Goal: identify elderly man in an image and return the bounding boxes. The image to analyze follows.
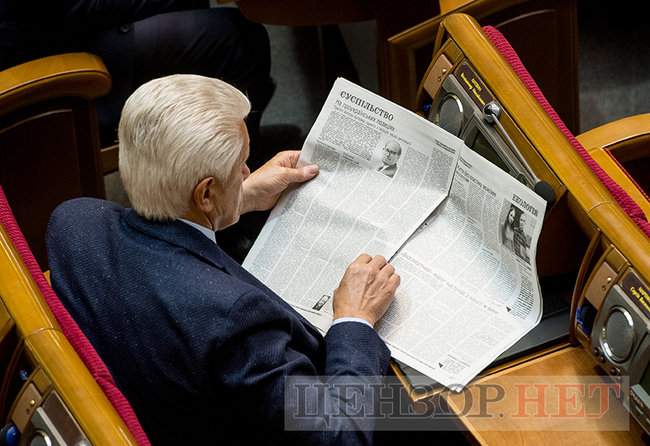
[46,75,400,445]
[376,140,401,178]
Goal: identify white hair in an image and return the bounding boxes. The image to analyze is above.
[118,74,251,220]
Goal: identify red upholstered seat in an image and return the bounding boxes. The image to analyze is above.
[0,186,151,446]
[482,26,650,239]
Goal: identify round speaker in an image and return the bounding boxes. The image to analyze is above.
[29,430,52,446]
[434,94,464,136]
[601,306,635,363]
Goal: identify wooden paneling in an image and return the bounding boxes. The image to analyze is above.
[0,53,108,267]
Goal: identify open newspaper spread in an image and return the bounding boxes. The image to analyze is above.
[381,148,545,390]
[243,78,546,390]
[244,78,463,312]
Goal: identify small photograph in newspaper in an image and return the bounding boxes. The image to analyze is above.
[375,139,402,179]
[499,200,536,264]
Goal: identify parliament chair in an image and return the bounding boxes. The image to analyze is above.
[0,186,149,445]
[387,0,579,133]
[391,12,649,444]
[0,53,113,269]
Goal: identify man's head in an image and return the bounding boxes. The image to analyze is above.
[381,140,402,167]
[119,74,251,229]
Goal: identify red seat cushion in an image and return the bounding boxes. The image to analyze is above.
[0,186,151,446]
[483,25,650,238]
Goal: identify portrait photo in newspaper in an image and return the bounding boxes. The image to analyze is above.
[500,202,533,264]
[376,139,402,178]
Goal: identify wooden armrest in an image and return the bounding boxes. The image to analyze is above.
[439,0,475,14]
[236,0,373,25]
[577,113,650,218]
[577,113,650,157]
[0,226,58,334]
[0,53,111,117]
[27,330,138,445]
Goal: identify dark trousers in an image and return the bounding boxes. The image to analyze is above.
[0,2,272,146]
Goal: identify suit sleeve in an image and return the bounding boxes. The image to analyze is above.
[212,290,391,446]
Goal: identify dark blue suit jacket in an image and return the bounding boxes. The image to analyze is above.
[46,199,391,445]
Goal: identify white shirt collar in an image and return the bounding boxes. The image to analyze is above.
[178,218,217,244]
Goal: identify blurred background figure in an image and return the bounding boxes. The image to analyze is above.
[0,1,274,151]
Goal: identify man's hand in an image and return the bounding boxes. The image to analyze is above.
[241,150,319,214]
[333,254,400,327]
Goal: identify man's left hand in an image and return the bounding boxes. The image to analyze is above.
[241,150,319,214]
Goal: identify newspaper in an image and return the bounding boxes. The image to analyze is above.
[244,78,463,313]
[243,78,546,390]
[379,148,545,390]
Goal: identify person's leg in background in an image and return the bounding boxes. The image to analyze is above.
[89,6,273,154]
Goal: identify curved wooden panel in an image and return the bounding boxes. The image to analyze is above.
[0,53,111,117]
[0,106,102,267]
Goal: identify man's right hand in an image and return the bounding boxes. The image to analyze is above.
[333,254,400,327]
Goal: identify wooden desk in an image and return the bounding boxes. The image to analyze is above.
[444,346,646,445]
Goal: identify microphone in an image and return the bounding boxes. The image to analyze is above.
[482,102,520,153]
[483,101,501,125]
[534,180,556,210]
[483,102,555,208]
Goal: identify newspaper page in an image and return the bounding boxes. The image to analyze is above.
[378,147,546,390]
[244,77,463,319]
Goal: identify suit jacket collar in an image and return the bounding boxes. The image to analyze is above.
[123,209,227,271]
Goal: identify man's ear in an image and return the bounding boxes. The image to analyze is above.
[192,177,218,214]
